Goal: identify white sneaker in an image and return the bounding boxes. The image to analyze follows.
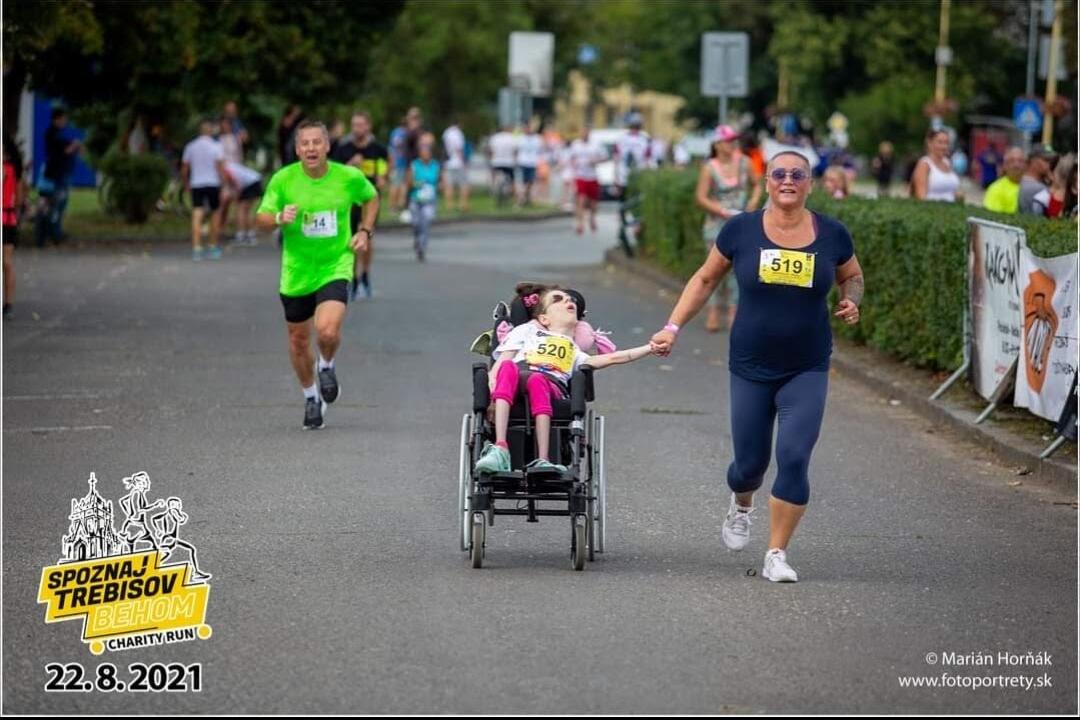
[762,548,798,583]
[721,494,754,550]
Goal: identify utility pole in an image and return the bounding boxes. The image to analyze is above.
[1041,0,1063,145]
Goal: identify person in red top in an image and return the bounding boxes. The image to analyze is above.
[2,136,26,320]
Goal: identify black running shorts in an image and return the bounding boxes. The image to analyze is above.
[280,279,349,323]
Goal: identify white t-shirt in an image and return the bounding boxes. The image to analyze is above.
[496,321,589,388]
[442,125,466,170]
[182,135,224,188]
[489,132,518,168]
[225,161,261,189]
[569,139,605,181]
[516,134,543,168]
[219,133,243,164]
[616,131,651,177]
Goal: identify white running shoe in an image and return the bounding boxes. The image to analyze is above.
[721,494,754,550]
[762,548,798,583]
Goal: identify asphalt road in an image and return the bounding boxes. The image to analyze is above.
[2,212,1076,713]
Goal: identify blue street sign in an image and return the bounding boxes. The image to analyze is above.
[577,44,597,65]
[1013,98,1043,133]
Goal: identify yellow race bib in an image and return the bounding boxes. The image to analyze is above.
[525,336,575,375]
[758,248,815,288]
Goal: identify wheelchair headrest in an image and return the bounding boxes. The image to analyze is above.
[503,289,587,326]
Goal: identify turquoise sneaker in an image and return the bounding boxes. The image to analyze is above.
[526,458,567,473]
[474,442,511,474]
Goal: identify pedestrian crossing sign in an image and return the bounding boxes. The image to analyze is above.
[1013,99,1043,133]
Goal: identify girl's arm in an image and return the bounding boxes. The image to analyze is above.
[582,343,653,370]
[745,163,763,211]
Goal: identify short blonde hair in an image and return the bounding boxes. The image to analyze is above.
[823,167,848,196]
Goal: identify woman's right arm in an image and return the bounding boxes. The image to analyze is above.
[911,159,929,199]
[650,246,732,355]
[694,162,727,217]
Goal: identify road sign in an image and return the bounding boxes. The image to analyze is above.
[509,32,554,98]
[1014,98,1043,133]
[700,32,749,98]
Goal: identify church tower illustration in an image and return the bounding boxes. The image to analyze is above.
[61,473,124,562]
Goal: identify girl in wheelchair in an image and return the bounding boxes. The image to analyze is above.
[474,284,657,474]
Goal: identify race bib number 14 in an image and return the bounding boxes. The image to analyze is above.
[302,210,338,238]
[758,248,815,288]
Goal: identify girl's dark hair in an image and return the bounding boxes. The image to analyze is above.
[925,128,948,143]
[514,281,564,318]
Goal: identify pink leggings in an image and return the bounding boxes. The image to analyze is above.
[491,362,561,416]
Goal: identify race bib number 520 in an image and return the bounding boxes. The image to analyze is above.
[302,210,338,238]
[758,248,815,288]
[525,337,575,375]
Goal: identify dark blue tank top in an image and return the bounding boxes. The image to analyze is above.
[716,210,854,381]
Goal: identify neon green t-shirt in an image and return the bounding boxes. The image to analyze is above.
[258,162,377,296]
[983,176,1020,214]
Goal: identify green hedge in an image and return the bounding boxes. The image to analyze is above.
[629,169,1079,371]
[98,151,171,224]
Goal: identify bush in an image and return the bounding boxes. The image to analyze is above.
[631,168,1079,371]
[97,152,170,224]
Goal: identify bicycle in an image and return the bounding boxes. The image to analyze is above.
[617,191,642,258]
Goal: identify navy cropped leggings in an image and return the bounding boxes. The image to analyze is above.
[727,370,829,506]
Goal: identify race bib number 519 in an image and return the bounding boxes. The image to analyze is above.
[759,248,815,288]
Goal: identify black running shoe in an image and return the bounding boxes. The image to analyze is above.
[318,365,340,403]
[303,396,326,429]
[349,278,361,302]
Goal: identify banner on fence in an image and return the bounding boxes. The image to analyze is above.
[968,219,1026,400]
[1013,248,1079,422]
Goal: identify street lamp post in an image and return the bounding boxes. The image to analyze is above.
[1041,0,1064,145]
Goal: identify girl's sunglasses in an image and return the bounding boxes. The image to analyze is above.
[769,168,810,183]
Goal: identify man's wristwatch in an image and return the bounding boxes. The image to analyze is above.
[358,226,375,239]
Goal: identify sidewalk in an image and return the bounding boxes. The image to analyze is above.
[604,247,1077,490]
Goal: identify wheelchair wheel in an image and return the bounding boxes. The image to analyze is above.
[593,414,607,554]
[458,413,473,552]
[470,512,486,569]
[571,514,587,571]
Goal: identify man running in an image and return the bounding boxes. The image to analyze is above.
[255,120,379,429]
[181,120,225,261]
[331,111,388,300]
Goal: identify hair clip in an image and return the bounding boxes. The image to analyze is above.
[523,293,539,308]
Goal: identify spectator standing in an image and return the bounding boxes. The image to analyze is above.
[441,119,469,212]
[977,144,1002,189]
[3,136,27,320]
[983,146,1026,214]
[35,108,82,247]
[278,105,305,167]
[1018,146,1058,215]
[910,128,960,202]
[1033,153,1076,218]
[871,141,895,197]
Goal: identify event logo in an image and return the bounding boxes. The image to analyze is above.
[37,472,212,655]
[1022,270,1058,393]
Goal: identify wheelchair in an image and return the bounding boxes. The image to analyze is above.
[458,291,607,571]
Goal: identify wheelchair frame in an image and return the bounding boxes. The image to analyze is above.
[458,362,607,571]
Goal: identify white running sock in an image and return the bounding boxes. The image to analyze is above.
[303,383,319,400]
[317,355,334,371]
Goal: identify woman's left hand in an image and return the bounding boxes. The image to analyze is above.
[834,299,860,325]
